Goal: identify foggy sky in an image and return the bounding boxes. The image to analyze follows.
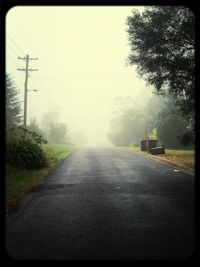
[6,6,153,146]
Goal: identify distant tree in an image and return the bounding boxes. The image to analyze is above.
[6,73,22,131]
[48,123,69,144]
[126,6,195,125]
[41,111,57,133]
[108,107,147,146]
[108,115,125,146]
[121,108,147,145]
[27,117,47,140]
[108,94,192,148]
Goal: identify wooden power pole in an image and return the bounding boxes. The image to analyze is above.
[17,55,38,134]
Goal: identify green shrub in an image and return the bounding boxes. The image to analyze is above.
[6,126,48,145]
[6,139,48,169]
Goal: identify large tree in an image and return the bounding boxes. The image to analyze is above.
[6,73,22,131]
[155,97,189,148]
[126,6,195,125]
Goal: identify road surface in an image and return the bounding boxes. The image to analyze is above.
[6,148,195,259]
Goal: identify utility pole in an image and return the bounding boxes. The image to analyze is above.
[17,55,38,136]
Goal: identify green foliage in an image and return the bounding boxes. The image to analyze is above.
[6,125,48,170]
[27,118,47,141]
[6,127,23,143]
[6,139,48,169]
[177,129,194,147]
[126,6,195,124]
[6,145,74,212]
[144,95,165,130]
[108,95,192,149]
[41,111,57,133]
[155,97,189,148]
[26,129,48,145]
[7,126,48,145]
[48,123,69,144]
[108,105,147,146]
[6,73,22,131]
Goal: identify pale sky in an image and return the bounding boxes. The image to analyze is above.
[6,6,153,146]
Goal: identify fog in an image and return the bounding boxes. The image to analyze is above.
[6,6,153,147]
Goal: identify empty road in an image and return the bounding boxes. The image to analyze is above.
[6,148,195,259]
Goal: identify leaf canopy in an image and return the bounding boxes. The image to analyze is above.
[127,6,195,123]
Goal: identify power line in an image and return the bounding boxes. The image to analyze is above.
[6,56,18,67]
[7,34,25,55]
[31,76,99,96]
[7,43,19,57]
[7,52,18,61]
[6,56,25,79]
[30,75,113,103]
[6,53,27,75]
[30,75,86,96]
[33,73,135,81]
[31,76,77,93]
[6,58,20,74]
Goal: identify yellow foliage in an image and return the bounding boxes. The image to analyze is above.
[147,128,158,139]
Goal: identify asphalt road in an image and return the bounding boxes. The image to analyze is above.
[6,148,195,260]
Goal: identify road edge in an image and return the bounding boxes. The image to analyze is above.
[6,151,75,217]
[125,149,195,176]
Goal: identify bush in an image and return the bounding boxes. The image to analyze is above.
[6,126,48,145]
[6,139,48,169]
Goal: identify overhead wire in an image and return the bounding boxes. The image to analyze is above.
[5,34,132,103]
[32,72,135,81]
[6,57,18,69]
[7,43,19,57]
[7,34,26,55]
[6,34,26,79]
[30,75,113,103]
[6,54,25,78]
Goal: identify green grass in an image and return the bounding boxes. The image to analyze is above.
[6,144,75,213]
[164,149,195,157]
[42,144,74,164]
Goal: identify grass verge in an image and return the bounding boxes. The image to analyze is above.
[6,144,75,214]
[121,146,195,169]
[157,149,195,169]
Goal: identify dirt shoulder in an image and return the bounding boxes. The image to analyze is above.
[121,147,195,176]
[139,152,194,176]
